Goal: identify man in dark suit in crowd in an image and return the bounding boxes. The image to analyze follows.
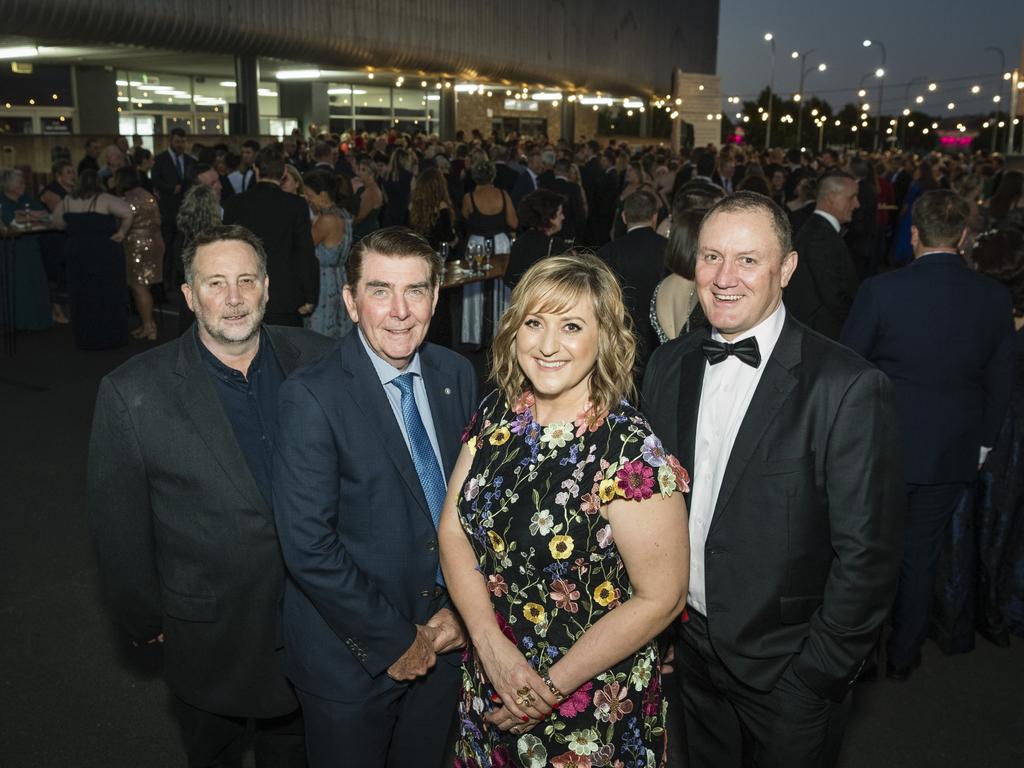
[77,137,102,175]
[88,225,333,768]
[542,157,587,243]
[311,140,336,172]
[598,189,666,375]
[841,189,1014,680]
[784,170,862,340]
[510,149,544,208]
[643,192,903,767]
[594,149,622,245]
[783,147,813,202]
[273,228,477,767]
[845,157,880,279]
[223,146,319,327]
[152,127,196,282]
[490,144,520,193]
[580,139,604,245]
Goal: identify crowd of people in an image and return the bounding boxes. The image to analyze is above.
[3,122,1022,767]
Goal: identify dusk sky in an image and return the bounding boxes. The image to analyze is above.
[717,0,1024,116]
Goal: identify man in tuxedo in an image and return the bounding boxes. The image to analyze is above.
[311,140,336,172]
[598,189,666,376]
[152,127,196,282]
[490,144,521,193]
[841,190,1014,680]
[542,157,587,243]
[580,139,604,245]
[77,137,102,175]
[228,139,260,194]
[273,227,477,767]
[643,192,903,767]
[511,149,544,207]
[88,225,333,767]
[784,170,862,340]
[223,146,319,327]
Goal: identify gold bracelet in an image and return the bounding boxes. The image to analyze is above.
[542,673,565,703]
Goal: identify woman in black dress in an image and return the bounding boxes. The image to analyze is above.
[381,147,415,227]
[409,167,456,251]
[51,170,133,350]
[505,189,565,289]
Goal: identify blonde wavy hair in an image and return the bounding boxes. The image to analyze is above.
[490,251,636,424]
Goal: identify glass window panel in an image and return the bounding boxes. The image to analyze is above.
[0,116,33,135]
[353,85,391,118]
[192,77,233,112]
[128,71,193,111]
[195,114,226,135]
[258,82,279,117]
[41,116,72,134]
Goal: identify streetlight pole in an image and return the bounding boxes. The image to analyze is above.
[901,76,926,148]
[1009,68,1021,155]
[986,46,1007,152]
[864,39,887,151]
[764,33,776,150]
[793,49,826,149]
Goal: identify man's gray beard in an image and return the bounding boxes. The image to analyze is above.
[195,294,267,346]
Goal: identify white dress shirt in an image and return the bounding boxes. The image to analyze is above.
[687,302,787,614]
[813,209,840,233]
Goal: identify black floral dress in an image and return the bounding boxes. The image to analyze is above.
[453,391,689,768]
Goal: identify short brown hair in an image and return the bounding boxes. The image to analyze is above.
[181,224,267,285]
[490,252,636,425]
[702,190,793,258]
[622,189,658,224]
[346,226,443,289]
[912,189,970,248]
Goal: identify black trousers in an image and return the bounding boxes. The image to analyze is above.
[887,481,970,668]
[296,658,460,768]
[675,609,849,768]
[173,696,305,768]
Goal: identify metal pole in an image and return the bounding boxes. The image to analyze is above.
[986,47,1006,153]
[866,40,887,151]
[1009,69,1020,155]
[818,120,824,152]
[765,35,776,150]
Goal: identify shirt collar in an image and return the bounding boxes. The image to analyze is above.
[357,327,423,386]
[813,209,841,233]
[195,324,268,382]
[711,301,787,360]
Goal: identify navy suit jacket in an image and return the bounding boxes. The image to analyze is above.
[841,251,1014,484]
[273,330,477,699]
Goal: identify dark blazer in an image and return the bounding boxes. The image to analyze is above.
[541,175,587,243]
[784,213,861,339]
[510,169,539,208]
[273,331,477,700]
[151,149,195,217]
[222,182,319,317]
[841,251,1015,484]
[87,325,333,718]
[598,225,667,370]
[642,315,904,701]
[494,162,520,194]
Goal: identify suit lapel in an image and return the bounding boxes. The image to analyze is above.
[174,333,270,517]
[340,332,433,522]
[708,318,802,534]
[420,345,461,477]
[675,341,707,479]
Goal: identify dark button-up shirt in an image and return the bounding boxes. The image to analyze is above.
[196,328,285,505]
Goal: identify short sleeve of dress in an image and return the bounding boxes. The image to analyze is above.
[461,389,504,453]
[592,407,690,504]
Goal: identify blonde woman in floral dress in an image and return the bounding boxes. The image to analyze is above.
[440,253,690,768]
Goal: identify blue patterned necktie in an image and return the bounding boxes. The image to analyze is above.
[392,373,446,585]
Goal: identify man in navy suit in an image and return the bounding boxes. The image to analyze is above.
[841,189,1014,680]
[273,227,477,767]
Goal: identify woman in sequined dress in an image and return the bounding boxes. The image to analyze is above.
[440,254,690,768]
[115,168,164,340]
[301,168,353,338]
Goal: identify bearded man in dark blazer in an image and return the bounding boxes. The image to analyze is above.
[642,192,903,767]
[88,225,333,767]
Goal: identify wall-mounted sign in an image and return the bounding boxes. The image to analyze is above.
[504,99,538,112]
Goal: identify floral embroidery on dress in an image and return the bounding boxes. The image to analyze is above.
[454,390,686,768]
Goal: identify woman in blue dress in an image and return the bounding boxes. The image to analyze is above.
[890,161,938,266]
[1,168,53,331]
[302,169,353,339]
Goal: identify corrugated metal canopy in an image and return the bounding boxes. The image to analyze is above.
[0,0,718,96]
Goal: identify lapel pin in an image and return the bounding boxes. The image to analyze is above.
[444,387,452,395]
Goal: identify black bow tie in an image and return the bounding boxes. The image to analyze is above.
[701,337,761,368]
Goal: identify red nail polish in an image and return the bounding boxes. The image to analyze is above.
[520,715,529,722]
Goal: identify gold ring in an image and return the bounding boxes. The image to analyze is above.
[514,685,535,708]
